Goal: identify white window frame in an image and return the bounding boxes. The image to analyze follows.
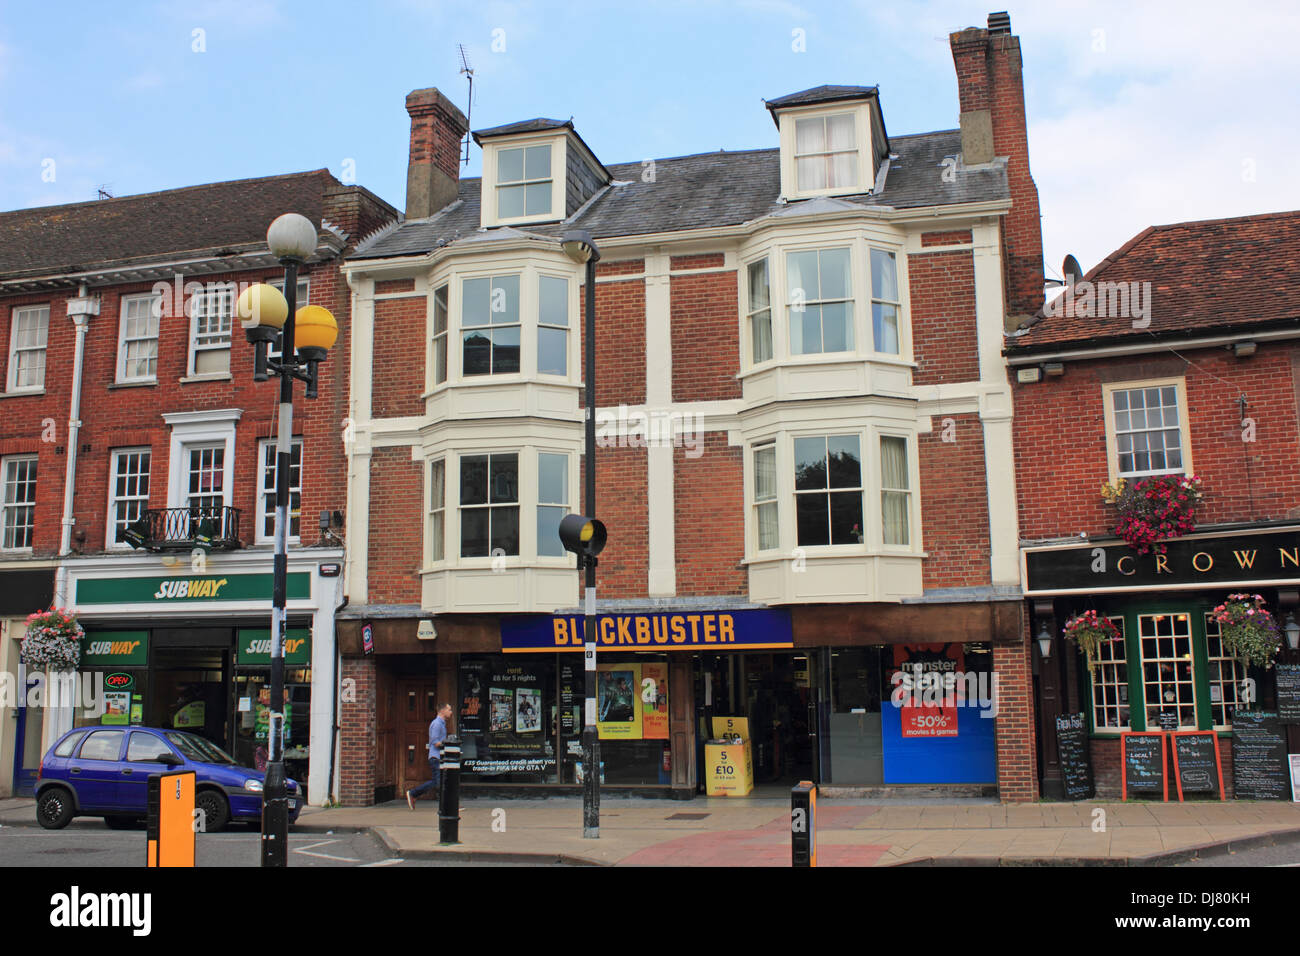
[776,103,875,201]
[0,454,37,551]
[460,273,522,377]
[870,247,902,355]
[106,447,152,549]
[878,433,912,547]
[752,442,778,552]
[428,458,446,563]
[536,273,569,377]
[431,284,449,387]
[163,409,240,513]
[7,304,49,392]
[536,451,569,557]
[745,258,773,366]
[1102,378,1193,483]
[256,437,303,545]
[786,245,854,357]
[1202,613,1246,731]
[480,135,568,227]
[1136,611,1198,731]
[186,282,236,376]
[793,111,859,193]
[791,432,865,549]
[457,450,521,559]
[117,294,161,384]
[1088,616,1131,734]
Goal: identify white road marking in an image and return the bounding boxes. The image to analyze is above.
[293,839,339,851]
[293,848,361,862]
[360,857,405,867]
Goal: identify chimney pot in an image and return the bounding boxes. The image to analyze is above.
[988,11,1011,35]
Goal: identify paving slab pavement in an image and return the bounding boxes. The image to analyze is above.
[5,794,1300,866]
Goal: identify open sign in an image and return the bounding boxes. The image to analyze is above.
[105,673,134,690]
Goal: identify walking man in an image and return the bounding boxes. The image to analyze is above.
[407,703,452,809]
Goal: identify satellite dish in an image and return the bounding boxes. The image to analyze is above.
[1063,254,1083,284]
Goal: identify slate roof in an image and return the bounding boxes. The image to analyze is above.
[764,85,879,110]
[0,169,341,280]
[1008,210,1300,352]
[472,118,572,143]
[352,129,1009,261]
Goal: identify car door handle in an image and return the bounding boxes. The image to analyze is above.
[70,767,81,774]
[120,769,133,775]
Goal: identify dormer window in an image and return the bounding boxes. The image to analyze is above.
[497,144,552,219]
[794,113,857,192]
[766,85,889,202]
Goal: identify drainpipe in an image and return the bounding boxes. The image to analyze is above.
[44,286,98,751]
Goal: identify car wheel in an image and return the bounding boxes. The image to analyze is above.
[195,789,230,833]
[37,788,75,830]
[103,816,140,830]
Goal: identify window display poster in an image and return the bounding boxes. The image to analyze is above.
[559,662,580,737]
[598,662,642,739]
[641,661,669,740]
[516,687,542,733]
[891,644,962,738]
[489,688,514,732]
[459,659,484,737]
[102,691,130,725]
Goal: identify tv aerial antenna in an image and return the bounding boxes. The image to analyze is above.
[458,43,474,166]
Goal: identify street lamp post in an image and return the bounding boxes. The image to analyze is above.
[236,213,337,867]
[560,229,602,838]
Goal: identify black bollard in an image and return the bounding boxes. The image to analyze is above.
[791,780,817,867]
[438,736,461,845]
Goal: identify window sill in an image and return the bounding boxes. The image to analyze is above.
[737,353,916,379]
[108,379,158,390]
[179,373,233,384]
[420,376,578,400]
[0,388,45,399]
[741,546,927,566]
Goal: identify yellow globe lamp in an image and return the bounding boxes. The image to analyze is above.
[237,283,288,344]
[294,305,338,363]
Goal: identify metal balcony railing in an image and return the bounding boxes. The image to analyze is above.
[125,506,242,551]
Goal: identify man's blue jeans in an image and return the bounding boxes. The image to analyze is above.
[409,755,440,798]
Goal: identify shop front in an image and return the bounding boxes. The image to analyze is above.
[337,598,1027,804]
[0,565,56,796]
[59,550,343,806]
[1025,525,1300,799]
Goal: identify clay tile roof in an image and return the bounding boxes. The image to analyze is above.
[1009,210,1300,352]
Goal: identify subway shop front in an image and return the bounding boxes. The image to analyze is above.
[61,550,344,806]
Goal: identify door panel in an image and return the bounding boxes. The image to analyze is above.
[119,731,177,813]
[72,729,128,810]
[397,678,439,795]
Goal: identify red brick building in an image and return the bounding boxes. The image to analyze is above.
[337,12,1046,804]
[1008,211,1300,799]
[0,171,397,804]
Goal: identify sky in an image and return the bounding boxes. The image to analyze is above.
[2,0,1299,278]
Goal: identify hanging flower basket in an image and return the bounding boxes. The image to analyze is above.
[1211,593,1282,670]
[19,607,83,672]
[1100,474,1202,555]
[1063,610,1123,672]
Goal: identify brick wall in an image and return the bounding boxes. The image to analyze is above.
[1012,343,1300,540]
[670,269,741,402]
[994,625,1039,802]
[581,445,648,598]
[582,276,646,408]
[0,260,351,557]
[674,434,746,596]
[909,250,980,386]
[338,656,376,806]
[918,412,991,589]
[367,447,424,604]
[371,296,426,418]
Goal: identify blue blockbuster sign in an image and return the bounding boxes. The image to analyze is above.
[501,608,794,653]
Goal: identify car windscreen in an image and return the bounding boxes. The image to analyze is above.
[165,732,237,764]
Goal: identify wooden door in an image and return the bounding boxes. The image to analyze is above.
[374,666,396,800]
[398,678,440,795]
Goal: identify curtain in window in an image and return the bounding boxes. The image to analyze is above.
[755,446,777,550]
[880,437,909,545]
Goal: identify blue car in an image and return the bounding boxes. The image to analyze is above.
[35,726,301,832]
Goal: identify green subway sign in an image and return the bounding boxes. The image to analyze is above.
[81,631,149,667]
[237,628,312,666]
[75,573,310,605]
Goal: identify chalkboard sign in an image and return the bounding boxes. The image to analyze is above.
[1121,731,1167,801]
[1276,664,1300,725]
[1170,732,1224,800]
[1232,711,1289,800]
[1156,712,1180,731]
[1055,712,1094,800]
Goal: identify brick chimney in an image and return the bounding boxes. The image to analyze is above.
[405,88,469,220]
[950,12,1044,325]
